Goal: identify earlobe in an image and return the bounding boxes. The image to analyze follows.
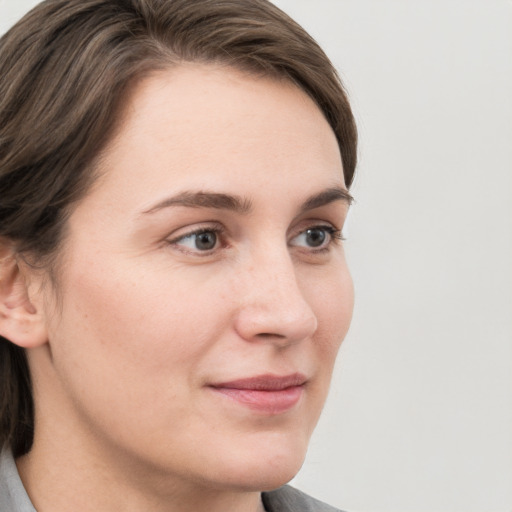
[0,245,48,348]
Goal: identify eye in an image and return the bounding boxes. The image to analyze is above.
[290,225,342,250]
[171,228,220,252]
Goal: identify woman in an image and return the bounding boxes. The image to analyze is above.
[0,1,357,510]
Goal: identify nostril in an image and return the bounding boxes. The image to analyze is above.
[256,333,287,339]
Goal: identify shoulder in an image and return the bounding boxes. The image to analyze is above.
[262,485,346,512]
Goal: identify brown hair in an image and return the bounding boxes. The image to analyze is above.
[0,0,357,457]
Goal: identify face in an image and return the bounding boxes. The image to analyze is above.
[35,65,354,492]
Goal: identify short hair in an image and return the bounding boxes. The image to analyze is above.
[0,0,357,456]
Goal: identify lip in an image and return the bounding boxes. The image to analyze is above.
[208,373,307,414]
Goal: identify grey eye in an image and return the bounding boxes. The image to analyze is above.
[304,228,326,247]
[194,231,217,250]
[290,225,339,249]
[175,230,219,251]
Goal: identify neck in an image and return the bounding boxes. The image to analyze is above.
[16,441,266,512]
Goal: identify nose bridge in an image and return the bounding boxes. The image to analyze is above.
[234,243,318,344]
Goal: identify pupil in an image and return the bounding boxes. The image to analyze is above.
[306,228,326,247]
[195,231,217,250]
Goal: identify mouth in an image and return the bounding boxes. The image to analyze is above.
[208,373,307,415]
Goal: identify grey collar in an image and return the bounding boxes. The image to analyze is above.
[0,449,37,512]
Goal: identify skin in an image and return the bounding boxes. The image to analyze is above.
[12,64,354,512]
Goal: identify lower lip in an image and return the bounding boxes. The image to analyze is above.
[210,386,304,414]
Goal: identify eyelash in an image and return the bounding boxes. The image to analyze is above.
[166,223,344,256]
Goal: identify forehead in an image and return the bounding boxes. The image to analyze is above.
[86,64,344,214]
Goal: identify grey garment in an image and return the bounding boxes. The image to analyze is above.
[0,449,344,512]
[0,449,36,512]
[262,485,344,512]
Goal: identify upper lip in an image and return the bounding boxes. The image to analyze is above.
[210,373,307,391]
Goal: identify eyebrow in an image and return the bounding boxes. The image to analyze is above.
[299,186,354,214]
[143,191,253,215]
[142,186,353,216]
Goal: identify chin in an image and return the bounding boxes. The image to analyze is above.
[205,432,309,492]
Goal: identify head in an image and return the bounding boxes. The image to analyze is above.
[0,0,357,493]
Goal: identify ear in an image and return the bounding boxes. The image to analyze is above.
[0,243,48,348]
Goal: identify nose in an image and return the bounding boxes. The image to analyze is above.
[233,249,318,346]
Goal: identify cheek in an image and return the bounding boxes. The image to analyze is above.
[48,256,230,396]
[44,256,236,452]
[307,263,354,352]
[315,267,353,384]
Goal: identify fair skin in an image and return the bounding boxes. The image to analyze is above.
[3,64,354,512]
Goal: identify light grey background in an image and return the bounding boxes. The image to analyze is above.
[1,1,511,512]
